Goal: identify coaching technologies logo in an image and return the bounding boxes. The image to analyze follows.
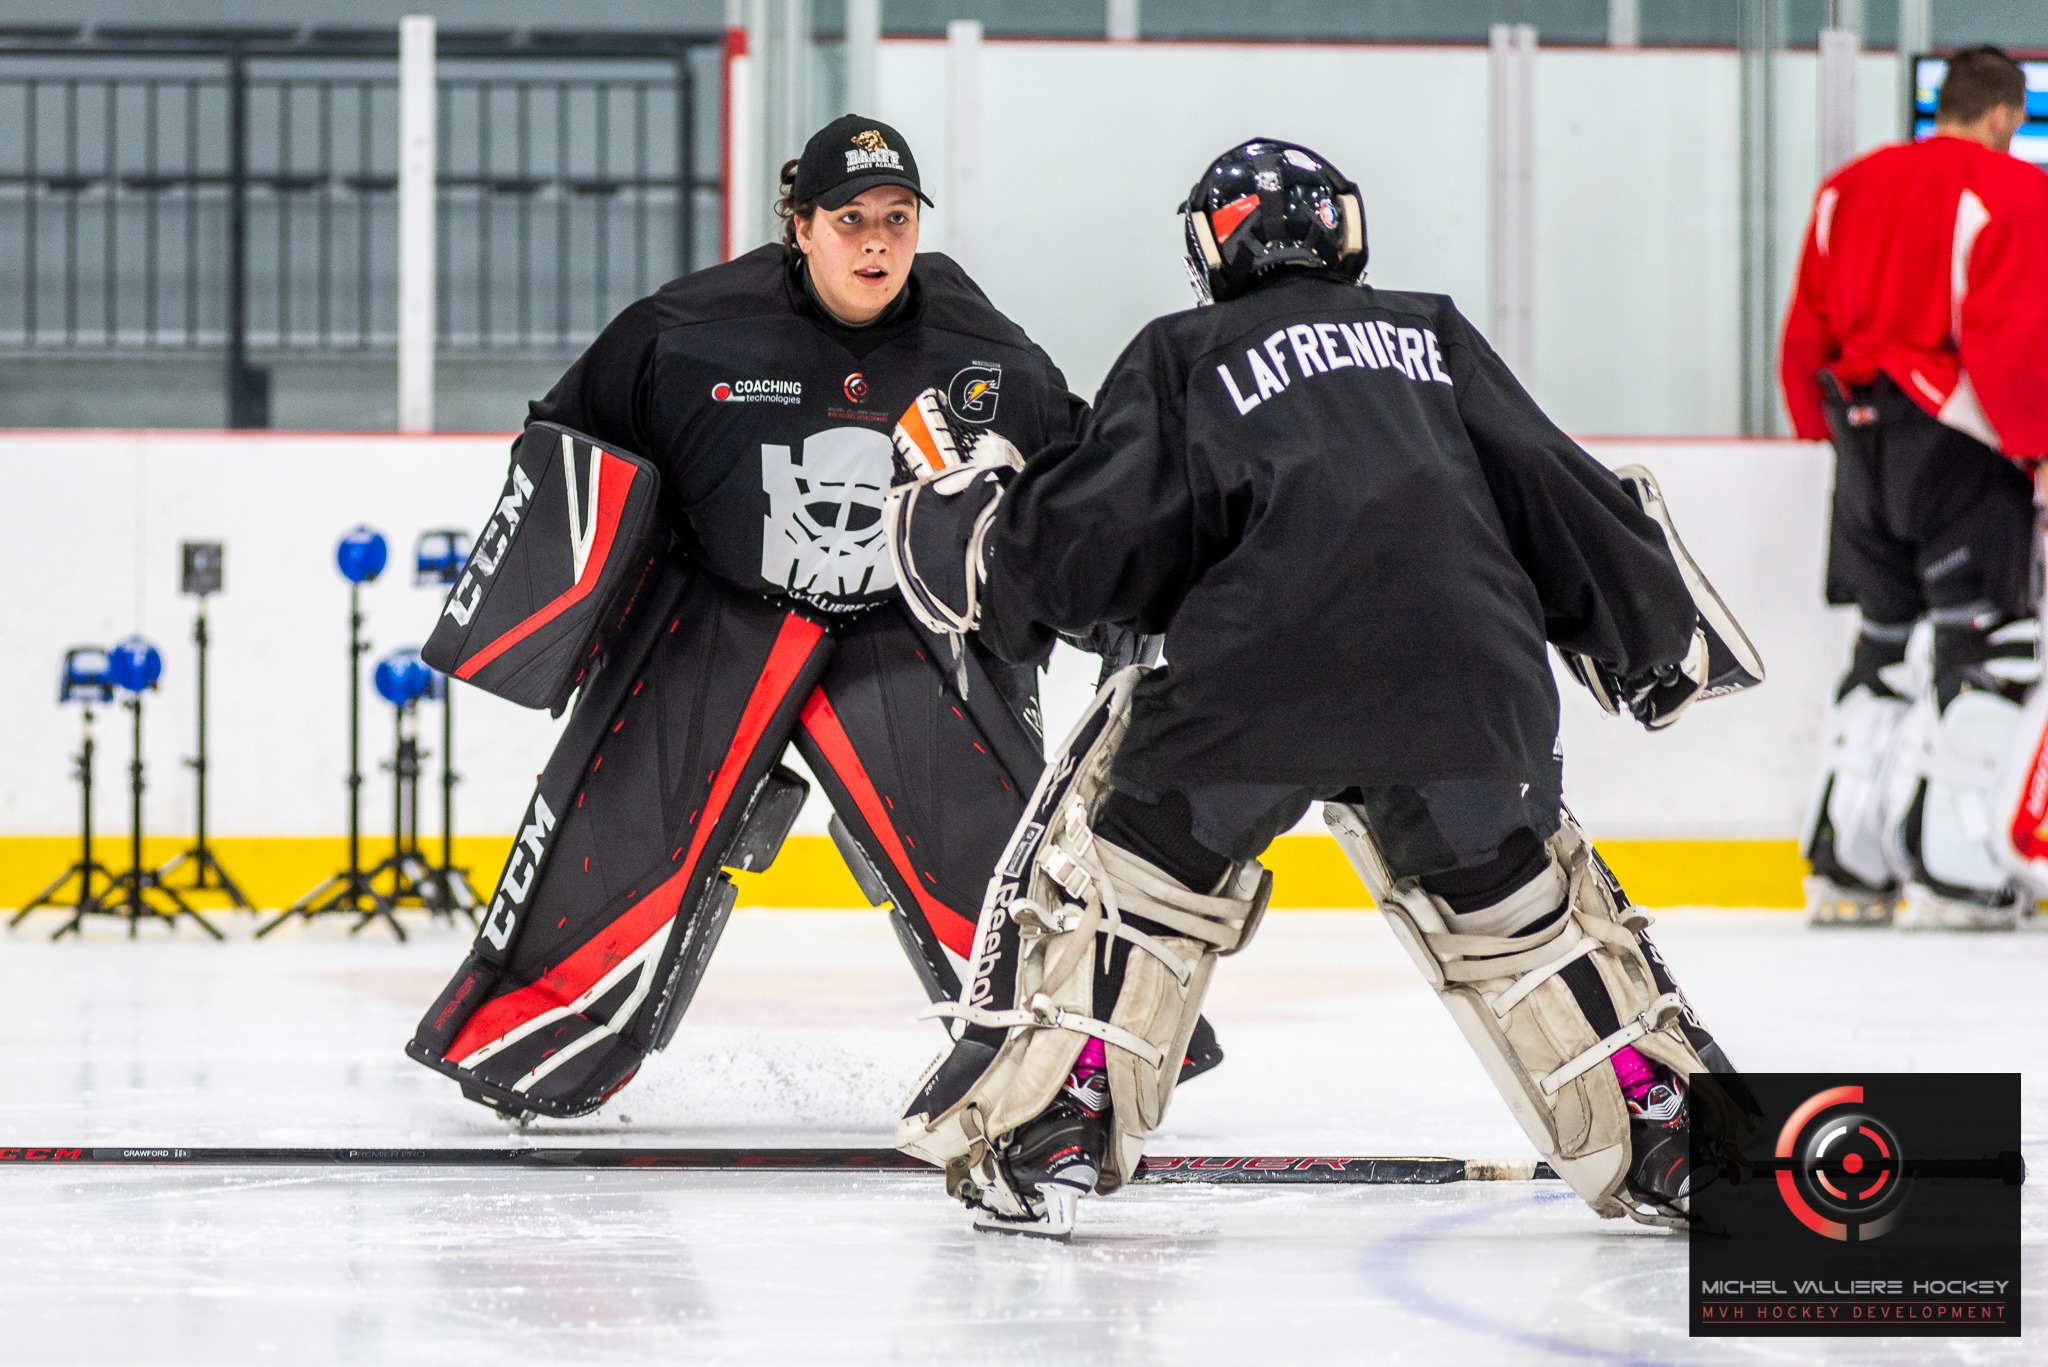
[712,379,803,405]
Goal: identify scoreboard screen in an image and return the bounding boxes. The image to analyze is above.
[1912,56,2048,168]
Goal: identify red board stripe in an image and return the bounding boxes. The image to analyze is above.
[456,450,636,682]
[448,613,828,1064]
[800,688,976,958]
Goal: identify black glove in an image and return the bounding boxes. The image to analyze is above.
[1562,630,1710,731]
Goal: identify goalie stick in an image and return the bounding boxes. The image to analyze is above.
[0,1145,1564,1184]
[1,1148,2019,1183]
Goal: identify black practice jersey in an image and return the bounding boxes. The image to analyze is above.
[531,245,1087,615]
[979,272,1694,791]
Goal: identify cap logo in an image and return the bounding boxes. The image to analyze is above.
[852,129,889,153]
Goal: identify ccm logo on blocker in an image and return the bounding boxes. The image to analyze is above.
[1217,320,1452,416]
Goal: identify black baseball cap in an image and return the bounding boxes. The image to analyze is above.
[794,114,933,210]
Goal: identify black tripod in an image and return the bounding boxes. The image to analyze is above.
[13,701,121,932]
[155,593,254,910]
[61,691,223,939]
[416,680,481,921]
[260,579,403,939]
[355,695,434,931]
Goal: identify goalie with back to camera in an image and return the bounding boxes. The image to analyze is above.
[885,137,1763,1238]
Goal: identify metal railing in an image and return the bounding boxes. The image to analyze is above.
[0,28,722,422]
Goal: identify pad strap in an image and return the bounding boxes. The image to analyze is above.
[922,996,1168,1071]
[1540,991,1686,1096]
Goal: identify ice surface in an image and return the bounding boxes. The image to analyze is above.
[0,907,2041,1364]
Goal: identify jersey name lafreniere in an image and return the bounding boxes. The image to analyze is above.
[1215,319,1452,416]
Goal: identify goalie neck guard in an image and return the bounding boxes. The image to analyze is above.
[422,421,663,714]
[1181,138,1366,304]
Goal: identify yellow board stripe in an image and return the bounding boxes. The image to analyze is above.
[0,833,1807,914]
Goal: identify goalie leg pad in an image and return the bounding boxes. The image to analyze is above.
[1326,802,1710,1226]
[897,668,1270,1224]
[1801,666,1912,912]
[407,571,836,1118]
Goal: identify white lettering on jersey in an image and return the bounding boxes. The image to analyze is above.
[1215,318,1452,414]
[761,425,897,598]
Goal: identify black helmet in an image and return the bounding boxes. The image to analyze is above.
[1180,139,1366,304]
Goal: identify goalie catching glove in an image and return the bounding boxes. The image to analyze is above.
[1561,463,1765,730]
[884,388,1025,636]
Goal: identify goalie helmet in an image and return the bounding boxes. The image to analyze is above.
[1180,138,1366,304]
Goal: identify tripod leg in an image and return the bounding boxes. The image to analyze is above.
[154,878,223,941]
[256,871,345,937]
[18,863,84,918]
[202,850,257,912]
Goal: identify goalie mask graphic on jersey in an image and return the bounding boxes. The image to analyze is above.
[762,426,898,600]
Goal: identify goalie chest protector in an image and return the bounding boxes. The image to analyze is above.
[423,421,662,711]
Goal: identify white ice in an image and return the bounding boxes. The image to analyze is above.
[0,907,2042,1365]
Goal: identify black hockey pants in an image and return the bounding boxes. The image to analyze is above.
[1823,374,2036,710]
[408,557,1039,1118]
[1096,775,1560,914]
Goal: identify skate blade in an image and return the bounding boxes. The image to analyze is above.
[971,1185,1080,1241]
[972,1208,1074,1241]
[1612,464,1765,694]
[1898,885,2018,932]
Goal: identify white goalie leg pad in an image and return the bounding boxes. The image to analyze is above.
[1325,804,1707,1223]
[1885,689,2025,911]
[1801,685,1912,891]
[898,668,1270,1210]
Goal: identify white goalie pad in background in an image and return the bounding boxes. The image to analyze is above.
[1801,684,1912,889]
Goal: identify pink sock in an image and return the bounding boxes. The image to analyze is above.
[1611,1044,1658,1100]
[1071,1038,1107,1083]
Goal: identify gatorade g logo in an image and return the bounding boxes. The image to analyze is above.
[948,364,1001,424]
[1775,1085,1910,1242]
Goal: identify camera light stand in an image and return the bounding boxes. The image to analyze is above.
[13,702,122,933]
[155,596,255,910]
[61,692,224,940]
[259,580,403,940]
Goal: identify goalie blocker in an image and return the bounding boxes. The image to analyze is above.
[422,421,663,714]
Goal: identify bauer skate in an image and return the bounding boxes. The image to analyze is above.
[1616,1055,1699,1221]
[967,1053,1112,1241]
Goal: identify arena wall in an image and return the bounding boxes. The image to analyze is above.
[856,40,1903,433]
[0,430,1843,909]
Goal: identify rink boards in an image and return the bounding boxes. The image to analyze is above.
[0,430,1840,911]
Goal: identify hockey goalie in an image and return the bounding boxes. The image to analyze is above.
[885,138,1765,1238]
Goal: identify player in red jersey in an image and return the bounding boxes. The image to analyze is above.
[1783,46,2048,931]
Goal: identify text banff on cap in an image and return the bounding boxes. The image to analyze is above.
[795,114,934,210]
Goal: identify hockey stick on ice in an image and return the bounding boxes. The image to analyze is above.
[0,1146,1561,1184]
